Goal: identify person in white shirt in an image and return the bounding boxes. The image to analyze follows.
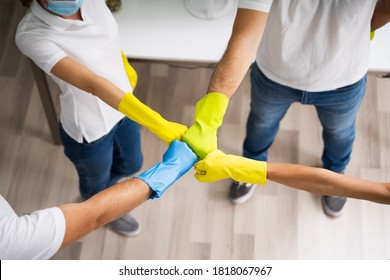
[4,139,389,260]
[0,140,197,260]
[16,0,187,236]
[183,0,390,217]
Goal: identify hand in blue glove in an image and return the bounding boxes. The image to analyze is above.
[134,140,197,199]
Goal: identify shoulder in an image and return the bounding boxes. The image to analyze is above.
[0,207,66,260]
[16,9,52,49]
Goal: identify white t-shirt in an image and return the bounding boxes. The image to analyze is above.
[238,0,272,12]
[0,195,66,260]
[238,0,377,91]
[16,0,132,143]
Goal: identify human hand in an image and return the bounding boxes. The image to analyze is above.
[194,150,267,185]
[118,93,188,144]
[182,92,229,159]
[134,140,197,199]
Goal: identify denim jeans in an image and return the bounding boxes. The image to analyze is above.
[243,63,367,173]
[60,117,143,199]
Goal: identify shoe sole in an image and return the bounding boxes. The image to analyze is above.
[110,224,142,237]
[230,185,257,204]
[321,197,344,218]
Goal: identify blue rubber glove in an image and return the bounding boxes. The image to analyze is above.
[134,140,197,199]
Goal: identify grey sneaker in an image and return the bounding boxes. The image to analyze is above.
[229,180,257,204]
[109,213,142,237]
[321,196,347,217]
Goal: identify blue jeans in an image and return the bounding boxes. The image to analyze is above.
[60,117,143,199]
[243,63,367,173]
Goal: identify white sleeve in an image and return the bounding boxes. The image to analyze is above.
[238,0,272,12]
[0,207,66,260]
[15,19,67,74]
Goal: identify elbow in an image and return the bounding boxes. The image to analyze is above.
[85,82,98,97]
[83,72,103,97]
[92,216,106,231]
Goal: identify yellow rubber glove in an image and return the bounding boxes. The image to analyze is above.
[194,150,267,185]
[121,51,138,90]
[182,92,229,159]
[118,93,187,144]
[370,31,375,41]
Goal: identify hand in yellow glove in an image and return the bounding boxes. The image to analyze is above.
[182,92,229,159]
[194,150,267,185]
[121,51,138,90]
[119,93,187,144]
[119,53,186,143]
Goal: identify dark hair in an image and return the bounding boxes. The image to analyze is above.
[20,0,33,7]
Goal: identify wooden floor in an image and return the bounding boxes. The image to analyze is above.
[1,0,390,260]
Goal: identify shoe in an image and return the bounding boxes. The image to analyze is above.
[109,213,142,237]
[321,196,347,217]
[229,180,257,204]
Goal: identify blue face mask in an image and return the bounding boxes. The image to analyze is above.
[46,0,84,16]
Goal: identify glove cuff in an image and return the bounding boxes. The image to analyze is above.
[206,91,229,104]
[229,159,267,185]
[134,164,164,200]
[253,160,267,185]
[195,92,229,128]
[134,141,197,199]
[204,92,229,121]
[118,93,137,117]
[118,93,168,137]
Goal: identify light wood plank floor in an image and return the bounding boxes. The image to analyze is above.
[1,0,390,260]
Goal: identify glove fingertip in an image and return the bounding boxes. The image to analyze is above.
[194,162,206,173]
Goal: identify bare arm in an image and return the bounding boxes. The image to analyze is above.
[59,178,153,248]
[371,0,390,31]
[208,8,268,98]
[57,140,196,248]
[51,56,125,109]
[267,163,390,205]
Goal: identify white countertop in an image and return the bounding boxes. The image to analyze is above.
[114,0,390,72]
[368,23,390,72]
[113,0,236,63]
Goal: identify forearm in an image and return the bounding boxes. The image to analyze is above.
[51,56,124,109]
[59,178,152,248]
[208,9,267,98]
[267,163,390,204]
[52,56,187,143]
[208,40,255,98]
[371,0,390,31]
